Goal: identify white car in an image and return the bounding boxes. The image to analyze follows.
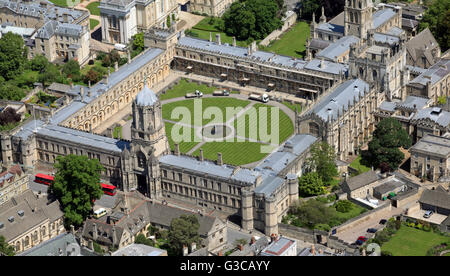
[423,210,433,218]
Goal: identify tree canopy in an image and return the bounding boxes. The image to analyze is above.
[0,235,15,256]
[305,141,338,185]
[49,155,104,227]
[361,118,411,172]
[0,32,28,81]
[419,0,450,51]
[0,107,21,126]
[298,172,325,197]
[223,0,282,41]
[168,215,201,255]
[297,0,345,21]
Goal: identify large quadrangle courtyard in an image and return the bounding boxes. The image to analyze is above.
[161,96,294,166]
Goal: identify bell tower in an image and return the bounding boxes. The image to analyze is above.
[122,78,169,198]
[344,0,373,39]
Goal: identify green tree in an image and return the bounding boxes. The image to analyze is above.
[167,15,171,28]
[30,54,50,72]
[0,235,15,256]
[289,199,337,229]
[0,32,28,80]
[334,200,352,213]
[419,0,450,51]
[168,215,201,255]
[83,68,100,85]
[62,59,81,79]
[135,233,155,247]
[0,82,26,101]
[132,32,144,52]
[298,172,325,197]
[49,155,104,227]
[361,118,411,172]
[223,2,256,40]
[38,63,60,87]
[305,142,338,185]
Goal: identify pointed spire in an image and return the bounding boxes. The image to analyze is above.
[320,6,326,23]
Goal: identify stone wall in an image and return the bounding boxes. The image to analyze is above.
[259,12,298,47]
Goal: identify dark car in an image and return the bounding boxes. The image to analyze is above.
[379,219,387,225]
[367,228,377,233]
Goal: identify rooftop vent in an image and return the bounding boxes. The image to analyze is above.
[8,216,14,223]
[18,210,24,217]
[431,107,442,115]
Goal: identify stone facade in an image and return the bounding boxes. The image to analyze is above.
[0,190,65,253]
[410,135,450,182]
[190,0,235,17]
[0,164,29,205]
[0,0,91,64]
[100,0,178,44]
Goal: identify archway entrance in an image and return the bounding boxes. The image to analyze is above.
[137,174,148,196]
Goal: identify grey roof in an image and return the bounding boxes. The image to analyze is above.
[409,59,450,86]
[136,83,158,106]
[402,18,419,29]
[0,25,35,37]
[112,243,167,256]
[177,36,346,75]
[82,219,124,247]
[309,39,331,50]
[159,154,259,184]
[373,32,400,45]
[419,188,450,210]
[373,8,397,29]
[328,11,344,26]
[343,170,381,192]
[47,83,71,94]
[396,96,430,110]
[254,172,285,197]
[308,78,369,121]
[260,236,295,256]
[317,36,360,61]
[256,134,317,173]
[0,190,64,242]
[406,65,427,75]
[316,23,345,34]
[373,180,405,195]
[379,101,396,112]
[412,107,450,128]
[410,135,450,157]
[406,28,440,66]
[19,233,81,256]
[304,59,348,75]
[386,26,404,36]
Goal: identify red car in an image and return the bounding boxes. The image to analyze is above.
[356,236,368,245]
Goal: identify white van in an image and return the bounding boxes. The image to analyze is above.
[94,208,107,219]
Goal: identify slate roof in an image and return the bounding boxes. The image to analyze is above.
[308,78,370,121]
[410,135,450,157]
[373,32,400,45]
[412,107,450,128]
[19,233,81,256]
[373,8,397,29]
[316,23,345,34]
[0,190,64,242]
[419,188,450,210]
[373,180,405,195]
[260,236,295,256]
[406,28,440,65]
[409,59,450,86]
[112,243,167,256]
[317,36,360,61]
[309,39,331,50]
[342,170,381,192]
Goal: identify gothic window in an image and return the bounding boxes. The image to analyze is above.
[137,152,146,168]
[309,122,320,137]
[359,67,364,78]
[372,70,377,80]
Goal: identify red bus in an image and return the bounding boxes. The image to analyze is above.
[34,173,54,185]
[101,183,117,196]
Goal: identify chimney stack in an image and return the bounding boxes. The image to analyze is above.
[232,36,236,47]
[182,245,188,256]
[215,34,221,45]
[127,49,131,64]
[112,227,117,246]
[92,223,98,240]
[190,242,196,252]
[115,61,119,71]
[250,236,255,245]
[70,225,75,235]
[209,32,212,42]
[218,250,223,256]
[199,148,204,162]
[80,86,85,102]
[217,152,223,166]
[63,13,68,23]
[174,143,180,156]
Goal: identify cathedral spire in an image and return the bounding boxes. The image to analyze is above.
[320,6,326,23]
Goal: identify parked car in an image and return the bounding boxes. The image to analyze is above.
[423,210,434,218]
[213,89,230,96]
[356,237,368,246]
[185,90,203,98]
[379,219,387,225]
[367,228,377,233]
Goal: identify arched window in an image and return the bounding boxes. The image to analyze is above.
[309,122,320,137]
[137,151,146,168]
[372,70,377,80]
[359,67,364,78]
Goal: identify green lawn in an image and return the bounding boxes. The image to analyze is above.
[86,2,100,16]
[192,141,273,166]
[90,19,100,30]
[48,0,69,7]
[188,17,250,47]
[381,226,450,256]
[162,97,251,126]
[113,126,122,139]
[233,103,294,144]
[160,79,218,101]
[334,202,367,222]
[164,122,200,154]
[350,156,371,174]
[260,21,310,58]
[282,101,302,113]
